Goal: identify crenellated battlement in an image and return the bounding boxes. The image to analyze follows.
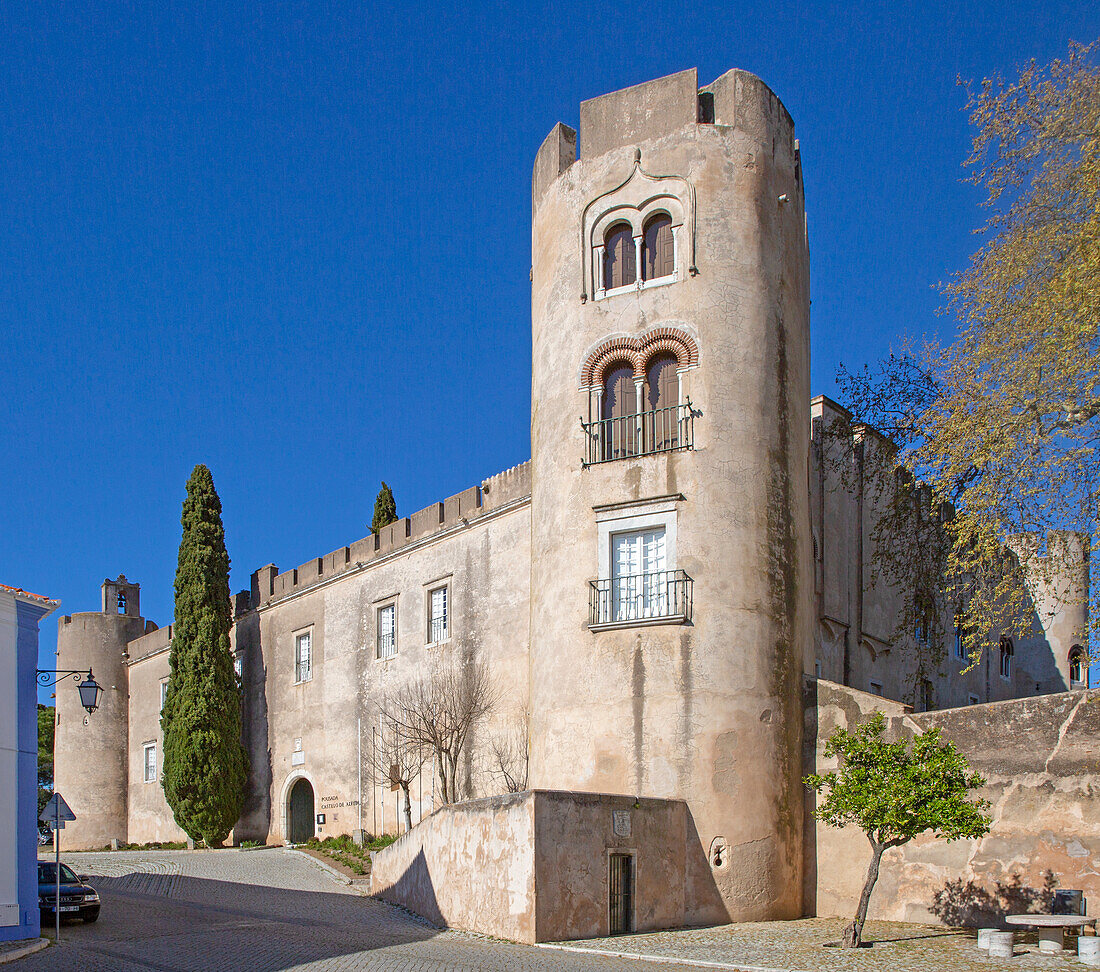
[533,67,800,212]
[250,462,531,609]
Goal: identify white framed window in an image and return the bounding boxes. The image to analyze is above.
[427,586,449,645]
[869,681,883,697]
[587,188,689,302]
[377,603,397,660]
[591,499,688,628]
[611,527,668,622]
[234,653,244,682]
[160,681,168,712]
[143,742,157,783]
[295,630,313,684]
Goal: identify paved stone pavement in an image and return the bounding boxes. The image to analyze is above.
[18,849,702,972]
[556,917,1097,971]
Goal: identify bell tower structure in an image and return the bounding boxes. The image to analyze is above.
[528,69,812,921]
[55,575,149,848]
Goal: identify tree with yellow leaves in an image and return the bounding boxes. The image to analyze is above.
[838,42,1098,672]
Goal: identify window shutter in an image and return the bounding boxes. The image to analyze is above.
[643,215,673,280]
[604,225,636,289]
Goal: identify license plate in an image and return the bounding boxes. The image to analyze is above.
[59,906,79,912]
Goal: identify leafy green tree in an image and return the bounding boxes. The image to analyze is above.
[838,43,1099,664]
[804,712,991,948]
[38,704,54,834]
[161,464,248,846]
[371,482,398,535]
[38,703,54,788]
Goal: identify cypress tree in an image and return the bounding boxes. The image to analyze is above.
[161,464,248,846]
[371,481,398,534]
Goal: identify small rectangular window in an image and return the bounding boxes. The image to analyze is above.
[143,742,157,783]
[869,681,883,697]
[160,681,168,712]
[234,653,243,682]
[295,631,312,683]
[428,586,448,644]
[377,604,397,660]
[968,694,980,705]
[954,622,966,660]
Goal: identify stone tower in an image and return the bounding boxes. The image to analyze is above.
[54,575,148,848]
[528,69,812,922]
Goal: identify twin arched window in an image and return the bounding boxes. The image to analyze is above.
[602,214,674,291]
[601,353,679,421]
[600,352,681,459]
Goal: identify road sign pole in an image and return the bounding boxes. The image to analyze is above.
[54,799,60,943]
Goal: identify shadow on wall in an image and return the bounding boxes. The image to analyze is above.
[236,610,272,844]
[378,847,445,928]
[930,872,1057,927]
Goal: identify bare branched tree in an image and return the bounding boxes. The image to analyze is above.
[382,656,495,805]
[487,713,529,794]
[369,716,426,832]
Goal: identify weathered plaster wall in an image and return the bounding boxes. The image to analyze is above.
[806,678,1100,924]
[125,635,186,845]
[370,791,536,943]
[370,790,706,943]
[529,68,811,923]
[531,791,714,941]
[244,468,531,845]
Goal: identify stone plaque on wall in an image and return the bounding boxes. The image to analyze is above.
[612,810,631,837]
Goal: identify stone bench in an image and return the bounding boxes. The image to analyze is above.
[1005,914,1097,954]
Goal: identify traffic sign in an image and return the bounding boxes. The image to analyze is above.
[40,793,76,823]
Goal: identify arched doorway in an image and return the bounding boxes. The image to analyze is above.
[287,778,315,844]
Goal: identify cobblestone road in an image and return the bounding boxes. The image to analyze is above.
[19,849,700,972]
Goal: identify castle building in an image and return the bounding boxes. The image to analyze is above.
[54,69,1089,937]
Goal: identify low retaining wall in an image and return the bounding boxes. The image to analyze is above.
[370,789,708,943]
[805,679,1100,924]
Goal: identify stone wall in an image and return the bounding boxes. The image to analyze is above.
[370,790,711,943]
[805,678,1100,924]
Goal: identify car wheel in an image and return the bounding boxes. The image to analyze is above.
[82,909,100,923]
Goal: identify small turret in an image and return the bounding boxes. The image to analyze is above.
[54,576,151,848]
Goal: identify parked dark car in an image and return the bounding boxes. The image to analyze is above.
[38,862,100,923]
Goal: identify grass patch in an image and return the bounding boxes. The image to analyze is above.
[305,833,396,875]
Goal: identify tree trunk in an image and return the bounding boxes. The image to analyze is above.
[843,841,885,948]
[401,783,413,832]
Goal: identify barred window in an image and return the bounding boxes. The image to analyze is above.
[295,631,312,683]
[377,604,397,660]
[428,586,448,644]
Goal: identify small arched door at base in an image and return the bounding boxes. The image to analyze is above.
[288,778,315,844]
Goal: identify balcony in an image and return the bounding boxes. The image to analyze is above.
[588,569,694,630]
[582,403,694,466]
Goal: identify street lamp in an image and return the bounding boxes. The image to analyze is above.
[37,668,103,715]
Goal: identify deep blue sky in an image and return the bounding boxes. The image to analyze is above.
[3,1,1096,691]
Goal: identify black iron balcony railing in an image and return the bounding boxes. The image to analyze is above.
[377,632,397,659]
[427,617,448,644]
[582,402,694,466]
[589,569,694,628]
